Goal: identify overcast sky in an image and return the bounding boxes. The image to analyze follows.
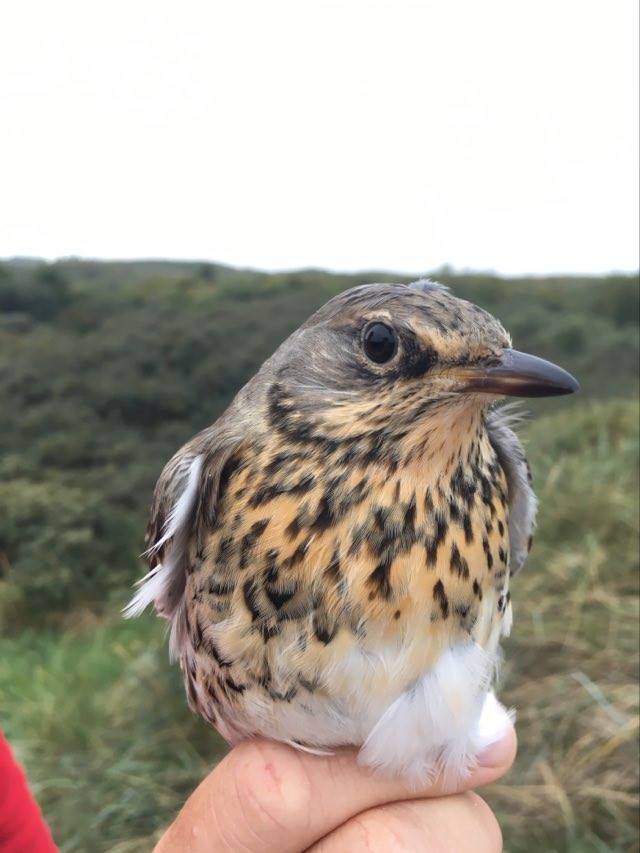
[1,0,638,274]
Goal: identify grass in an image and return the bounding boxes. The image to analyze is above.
[0,618,227,852]
[1,398,638,852]
[485,400,639,852]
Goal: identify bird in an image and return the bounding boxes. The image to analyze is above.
[125,280,578,783]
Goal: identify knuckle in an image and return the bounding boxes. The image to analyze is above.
[229,739,314,835]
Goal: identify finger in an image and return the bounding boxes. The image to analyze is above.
[154,725,515,853]
[308,792,502,853]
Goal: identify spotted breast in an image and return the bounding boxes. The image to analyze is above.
[125,280,577,782]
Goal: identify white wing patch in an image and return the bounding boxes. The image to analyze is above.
[123,454,203,619]
[122,564,169,619]
[146,454,204,556]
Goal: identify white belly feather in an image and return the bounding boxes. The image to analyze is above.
[212,595,514,783]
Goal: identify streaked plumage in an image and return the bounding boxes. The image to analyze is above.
[126,280,577,782]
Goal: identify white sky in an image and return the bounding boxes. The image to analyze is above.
[0,0,638,274]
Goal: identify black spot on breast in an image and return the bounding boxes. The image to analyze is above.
[463,513,474,544]
[239,519,270,569]
[339,478,368,514]
[260,622,281,643]
[373,505,391,531]
[224,675,246,694]
[204,636,233,668]
[361,435,385,467]
[339,445,359,466]
[250,472,316,509]
[479,474,493,506]
[285,516,301,539]
[265,585,297,610]
[265,683,298,702]
[434,510,448,545]
[208,578,235,596]
[264,450,303,477]
[367,559,393,600]
[498,520,505,537]
[455,603,470,619]
[425,540,438,567]
[451,463,477,507]
[298,675,319,693]
[258,662,272,690]
[448,497,461,523]
[425,510,448,567]
[263,548,279,578]
[216,536,234,564]
[472,579,483,600]
[482,537,494,570]
[242,579,262,621]
[424,487,434,513]
[313,611,338,644]
[403,494,417,533]
[287,538,310,569]
[218,454,242,494]
[433,580,449,619]
[450,542,470,579]
[288,473,317,496]
[310,494,335,533]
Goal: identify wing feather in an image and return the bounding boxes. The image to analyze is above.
[486,406,537,575]
[123,426,241,621]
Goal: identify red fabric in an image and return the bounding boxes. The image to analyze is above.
[0,731,57,852]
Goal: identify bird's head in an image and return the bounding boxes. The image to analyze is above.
[261,281,578,450]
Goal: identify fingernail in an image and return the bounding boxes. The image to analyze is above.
[477,728,515,768]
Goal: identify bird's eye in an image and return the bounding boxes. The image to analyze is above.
[363,322,397,364]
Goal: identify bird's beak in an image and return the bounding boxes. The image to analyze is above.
[453,349,579,398]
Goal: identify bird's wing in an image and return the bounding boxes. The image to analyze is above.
[486,406,537,575]
[123,422,242,623]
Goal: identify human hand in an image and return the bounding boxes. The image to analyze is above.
[154,725,516,852]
